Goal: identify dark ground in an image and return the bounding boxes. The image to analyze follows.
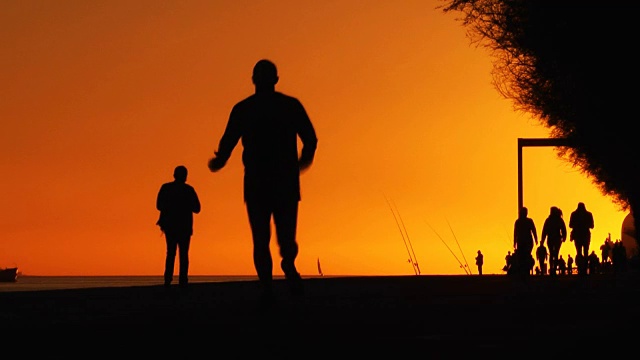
[1,274,637,357]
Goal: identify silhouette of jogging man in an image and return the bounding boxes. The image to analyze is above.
[156,165,201,288]
[208,59,318,303]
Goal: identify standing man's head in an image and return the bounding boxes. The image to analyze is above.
[173,165,188,183]
[252,59,278,92]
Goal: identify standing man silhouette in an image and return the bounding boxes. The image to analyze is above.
[156,165,201,288]
[475,250,484,275]
[208,59,318,303]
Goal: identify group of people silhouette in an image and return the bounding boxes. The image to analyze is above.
[505,202,631,277]
[508,202,600,277]
[155,59,318,306]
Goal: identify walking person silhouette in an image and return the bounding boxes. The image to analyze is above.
[208,59,318,304]
[569,202,594,275]
[156,165,201,288]
[536,243,548,275]
[558,255,567,275]
[513,206,538,277]
[541,206,567,276]
[567,254,574,275]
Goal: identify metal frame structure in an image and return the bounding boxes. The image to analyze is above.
[517,138,572,214]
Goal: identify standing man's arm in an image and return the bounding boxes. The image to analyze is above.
[156,185,166,212]
[209,106,243,172]
[295,100,318,171]
[155,185,168,230]
[191,187,201,214]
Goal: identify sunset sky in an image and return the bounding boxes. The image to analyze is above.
[1,0,632,277]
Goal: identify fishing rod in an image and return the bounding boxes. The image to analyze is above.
[385,196,418,275]
[424,219,470,275]
[317,257,324,277]
[384,194,418,275]
[390,199,420,275]
[502,224,513,248]
[446,218,472,275]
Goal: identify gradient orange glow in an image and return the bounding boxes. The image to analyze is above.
[1,1,629,276]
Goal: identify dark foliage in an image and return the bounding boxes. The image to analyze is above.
[441,0,640,247]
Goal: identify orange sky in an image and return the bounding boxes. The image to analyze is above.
[0,0,631,276]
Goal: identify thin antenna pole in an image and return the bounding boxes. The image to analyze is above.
[384,195,418,275]
[446,218,471,275]
[391,199,420,275]
[424,219,469,275]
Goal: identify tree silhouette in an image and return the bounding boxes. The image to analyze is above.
[441,0,640,248]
